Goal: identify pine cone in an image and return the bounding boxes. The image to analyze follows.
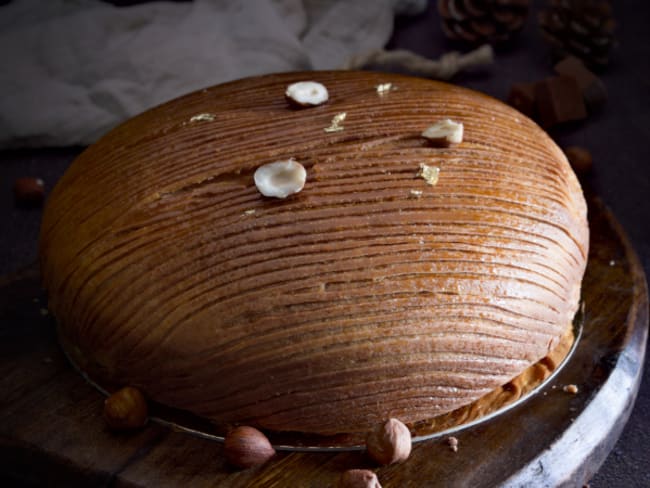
[539,0,616,69]
[438,0,530,45]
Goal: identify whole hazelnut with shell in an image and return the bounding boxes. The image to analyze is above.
[103,386,148,430]
[224,425,276,468]
[13,177,45,207]
[365,418,412,465]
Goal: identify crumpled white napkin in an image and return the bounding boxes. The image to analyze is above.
[0,0,426,148]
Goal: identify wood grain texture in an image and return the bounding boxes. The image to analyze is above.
[38,71,588,435]
[0,194,645,487]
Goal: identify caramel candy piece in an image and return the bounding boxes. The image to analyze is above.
[507,82,537,118]
[535,76,587,128]
[554,56,607,111]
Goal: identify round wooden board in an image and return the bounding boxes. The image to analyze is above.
[0,193,647,488]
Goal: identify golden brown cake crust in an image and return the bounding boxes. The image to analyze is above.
[40,71,588,435]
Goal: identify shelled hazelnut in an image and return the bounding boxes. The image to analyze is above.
[285,81,329,107]
[254,159,307,199]
[421,119,463,147]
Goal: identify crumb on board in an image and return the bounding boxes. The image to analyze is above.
[446,436,459,452]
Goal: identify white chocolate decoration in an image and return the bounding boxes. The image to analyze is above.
[254,159,307,198]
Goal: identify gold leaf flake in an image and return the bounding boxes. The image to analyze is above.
[331,112,346,125]
[324,112,347,133]
[417,163,440,185]
[189,113,216,123]
[376,83,393,95]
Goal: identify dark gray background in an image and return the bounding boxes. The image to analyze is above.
[1,1,648,486]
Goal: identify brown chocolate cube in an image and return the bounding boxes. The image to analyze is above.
[507,82,537,119]
[554,56,607,111]
[535,76,587,128]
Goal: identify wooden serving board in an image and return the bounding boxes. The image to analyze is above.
[0,194,647,488]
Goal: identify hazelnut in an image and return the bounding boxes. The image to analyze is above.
[338,469,382,488]
[421,119,463,146]
[563,384,579,394]
[285,81,329,107]
[563,146,593,175]
[224,425,276,468]
[254,159,306,198]
[324,112,347,133]
[365,418,412,465]
[13,177,45,207]
[103,386,148,430]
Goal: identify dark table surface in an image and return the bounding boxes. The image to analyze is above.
[1,1,648,486]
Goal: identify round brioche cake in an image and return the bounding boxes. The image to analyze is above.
[39,71,588,438]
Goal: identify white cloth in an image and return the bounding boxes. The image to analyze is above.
[0,0,426,148]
